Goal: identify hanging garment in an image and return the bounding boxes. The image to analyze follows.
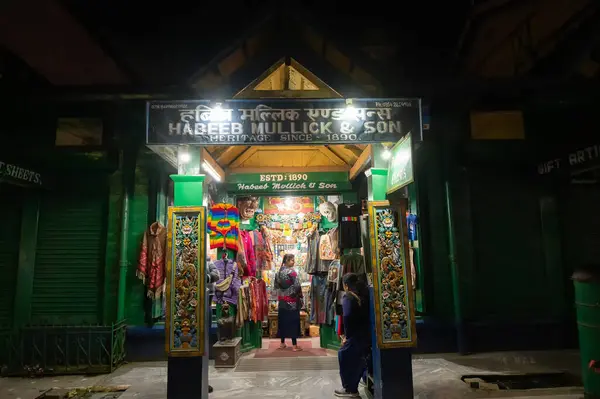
[250,279,269,323]
[239,230,256,277]
[208,204,240,251]
[253,229,273,272]
[328,227,340,259]
[305,227,320,275]
[319,231,336,260]
[214,259,241,306]
[338,203,362,249]
[310,275,328,324]
[137,221,167,299]
[407,213,418,241]
[236,286,247,328]
[340,254,366,277]
[248,283,257,322]
[325,282,337,324]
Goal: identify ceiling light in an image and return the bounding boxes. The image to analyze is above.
[202,161,221,182]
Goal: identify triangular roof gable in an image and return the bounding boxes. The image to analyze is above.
[233,57,343,99]
[187,13,382,97]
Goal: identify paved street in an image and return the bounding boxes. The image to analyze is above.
[0,350,585,399]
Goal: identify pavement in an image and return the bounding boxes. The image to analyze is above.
[0,349,585,399]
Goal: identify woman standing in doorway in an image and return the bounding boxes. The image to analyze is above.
[274,254,303,352]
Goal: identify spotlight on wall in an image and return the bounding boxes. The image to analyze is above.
[381,144,392,161]
[209,102,229,122]
[178,149,191,164]
[202,161,221,182]
[343,98,358,120]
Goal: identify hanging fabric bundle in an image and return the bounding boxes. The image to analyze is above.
[137,221,167,320]
[137,221,167,298]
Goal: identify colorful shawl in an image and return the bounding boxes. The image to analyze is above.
[208,204,239,251]
[137,222,167,299]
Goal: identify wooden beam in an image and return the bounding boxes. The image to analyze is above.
[349,145,372,181]
[201,148,225,180]
[216,146,247,165]
[344,145,363,157]
[328,145,358,164]
[319,146,348,165]
[229,147,259,168]
[227,166,349,174]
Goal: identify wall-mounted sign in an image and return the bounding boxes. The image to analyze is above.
[0,160,43,187]
[386,133,413,194]
[226,172,352,193]
[538,143,600,175]
[146,99,422,146]
[263,197,315,215]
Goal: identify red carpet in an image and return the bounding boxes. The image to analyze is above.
[253,339,329,358]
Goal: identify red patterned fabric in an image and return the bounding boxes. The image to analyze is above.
[136,222,167,298]
[240,230,256,277]
[250,279,269,323]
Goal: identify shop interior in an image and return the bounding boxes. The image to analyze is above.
[140,181,424,349]
[201,191,423,355]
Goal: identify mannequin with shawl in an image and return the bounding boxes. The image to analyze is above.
[274,254,303,351]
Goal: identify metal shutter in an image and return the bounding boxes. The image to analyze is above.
[31,187,106,325]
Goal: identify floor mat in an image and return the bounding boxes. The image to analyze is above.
[236,356,339,372]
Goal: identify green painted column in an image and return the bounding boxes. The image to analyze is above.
[366,168,388,201]
[367,143,414,399]
[117,148,137,322]
[167,146,208,399]
[170,175,205,206]
[12,193,40,329]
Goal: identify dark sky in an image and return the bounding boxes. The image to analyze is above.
[60,0,472,85]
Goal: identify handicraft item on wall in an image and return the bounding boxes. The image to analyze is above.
[318,201,338,223]
[368,200,417,349]
[237,196,259,221]
[165,206,207,357]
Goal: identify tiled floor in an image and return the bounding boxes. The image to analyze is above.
[0,348,585,399]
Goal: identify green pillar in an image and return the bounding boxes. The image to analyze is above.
[172,146,204,206]
[170,175,205,206]
[367,144,389,201]
[167,146,208,399]
[367,143,415,398]
[13,193,40,329]
[366,168,388,201]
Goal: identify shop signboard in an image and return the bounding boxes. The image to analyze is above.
[146,99,422,146]
[386,133,413,194]
[0,160,43,187]
[537,142,600,176]
[226,172,352,193]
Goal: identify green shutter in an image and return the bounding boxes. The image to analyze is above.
[0,185,23,328]
[31,186,106,325]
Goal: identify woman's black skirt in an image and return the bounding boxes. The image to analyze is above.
[277,307,301,339]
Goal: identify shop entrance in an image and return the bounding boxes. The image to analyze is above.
[146,56,422,399]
